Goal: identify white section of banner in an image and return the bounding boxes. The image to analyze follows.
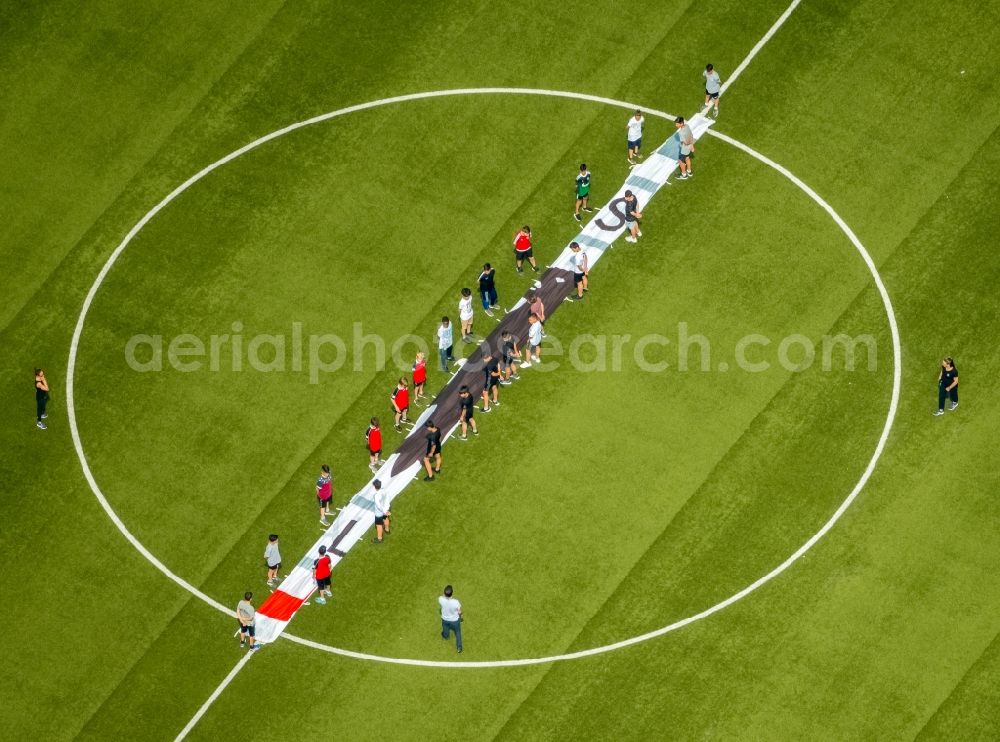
[255,113,714,646]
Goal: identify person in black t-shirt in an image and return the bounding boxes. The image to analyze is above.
[423,420,442,481]
[934,357,959,416]
[481,353,502,412]
[457,385,479,440]
[478,263,498,316]
[500,330,519,383]
[34,368,49,430]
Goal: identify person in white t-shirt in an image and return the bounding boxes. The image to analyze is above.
[522,313,543,367]
[438,584,463,653]
[371,479,391,544]
[565,241,589,301]
[459,288,474,342]
[436,317,453,372]
[626,109,645,165]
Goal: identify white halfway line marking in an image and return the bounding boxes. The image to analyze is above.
[174,651,254,741]
[721,0,803,95]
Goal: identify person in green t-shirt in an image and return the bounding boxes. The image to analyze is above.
[574,163,593,222]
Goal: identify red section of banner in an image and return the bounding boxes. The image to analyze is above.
[258,589,306,622]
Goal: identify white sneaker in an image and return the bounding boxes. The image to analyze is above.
[636,229,643,237]
[624,236,637,243]
[521,362,532,368]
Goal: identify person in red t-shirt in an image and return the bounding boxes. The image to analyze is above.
[313,545,332,605]
[365,417,383,472]
[391,378,410,432]
[513,225,538,273]
[412,351,427,406]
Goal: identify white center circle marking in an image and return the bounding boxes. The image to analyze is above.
[67,88,901,668]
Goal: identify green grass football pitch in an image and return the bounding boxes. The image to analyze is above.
[2,1,999,739]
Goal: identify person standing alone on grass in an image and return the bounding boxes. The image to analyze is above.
[458,385,479,440]
[566,242,588,301]
[478,263,498,316]
[316,464,333,527]
[34,368,49,430]
[237,592,259,650]
[412,351,427,406]
[574,163,593,222]
[438,585,463,653]
[627,109,645,165]
[676,116,695,179]
[371,479,391,544]
[513,225,538,273]
[366,417,383,472]
[459,288,475,342]
[437,317,454,371]
[703,63,722,116]
[264,534,281,586]
[313,545,332,604]
[391,378,410,432]
[623,190,643,243]
[423,420,442,481]
[934,357,959,416]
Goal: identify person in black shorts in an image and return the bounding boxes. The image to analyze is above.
[35,367,49,430]
[457,385,479,440]
[934,357,959,416]
[481,353,502,412]
[423,419,442,481]
[499,330,519,383]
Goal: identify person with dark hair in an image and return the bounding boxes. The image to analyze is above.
[500,331,520,383]
[313,545,332,604]
[934,357,959,416]
[437,317,454,371]
[316,464,333,527]
[627,109,645,165]
[34,368,49,430]
[703,63,722,116]
[264,534,281,586]
[423,420,442,481]
[457,385,479,440]
[623,190,643,243]
[459,288,475,342]
[438,585,463,653]
[513,225,538,273]
[675,116,695,179]
[237,592,259,649]
[574,163,593,222]
[481,353,502,411]
[478,263,498,316]
[565,242,588,301]
[366,417,383,472]
[371,479,391,543]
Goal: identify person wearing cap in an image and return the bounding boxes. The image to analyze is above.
[313,545,333,604]
[623,191,643,243]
